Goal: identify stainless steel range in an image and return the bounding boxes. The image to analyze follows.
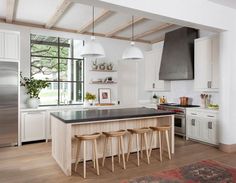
[157,103,199,137]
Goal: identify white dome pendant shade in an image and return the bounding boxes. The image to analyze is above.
[81,36,105,58]
[122,16,144,60]
[80,7,105,58]
[122,41,144,60]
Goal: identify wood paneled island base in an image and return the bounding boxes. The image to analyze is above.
[51,108,175,176]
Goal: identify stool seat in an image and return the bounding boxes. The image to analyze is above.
[103,130,126,137]
[75,132,101,140]
[150,126,171,131]
[128,127,151,134]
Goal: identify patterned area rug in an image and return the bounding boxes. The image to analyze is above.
[122,160,236,183]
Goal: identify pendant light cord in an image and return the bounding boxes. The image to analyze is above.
[132,16,134,41]
[92,6,95,36]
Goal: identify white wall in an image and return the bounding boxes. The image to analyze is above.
[0,22,151,107]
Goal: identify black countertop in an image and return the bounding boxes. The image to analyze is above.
[51,107,175,124]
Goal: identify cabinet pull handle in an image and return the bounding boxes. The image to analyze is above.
[152,83,155,89]
[208,122,213,129]
[207,81,212,88]
[191,113,197,115]
[191,119,195,126]
[207,115,215,118]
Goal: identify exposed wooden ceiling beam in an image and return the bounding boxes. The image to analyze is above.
[77,10,114,34]
[45,0,73,29]
[105,17,147,37]
[150,37,165,44]
[84,31,151,44]
[133,23,173,40]
[0,18,151,44]
[6,0,17,23]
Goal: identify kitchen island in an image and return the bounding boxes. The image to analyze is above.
[50,107,175,176]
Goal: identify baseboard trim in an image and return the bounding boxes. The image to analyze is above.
[219,143,236,153]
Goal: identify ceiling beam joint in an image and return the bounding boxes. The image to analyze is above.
[45,0,73,29]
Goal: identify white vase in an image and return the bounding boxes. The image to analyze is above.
[27,98,40,108]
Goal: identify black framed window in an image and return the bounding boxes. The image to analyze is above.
[30,34,84,106]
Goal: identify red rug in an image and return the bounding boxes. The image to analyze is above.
[122,160,236,183]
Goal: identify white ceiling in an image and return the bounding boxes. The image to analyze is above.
[209,0,236,9]
[0,0,181,43]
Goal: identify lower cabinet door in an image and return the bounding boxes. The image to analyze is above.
[200,119,217,144]
[21,111,46,142]
[187,116,200,140]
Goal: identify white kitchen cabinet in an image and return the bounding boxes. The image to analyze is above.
[21,111,46,142]
[186,108,218,145]
[194,35,219,91]
[0,30,20,61]
[144,41,170,91]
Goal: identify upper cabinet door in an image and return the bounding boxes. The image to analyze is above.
[4,32,20,60]
[0,32,4,58]
[144,50,157,91]
[211,36,219,89]
[144,41,170,91]
[194,37,213,91]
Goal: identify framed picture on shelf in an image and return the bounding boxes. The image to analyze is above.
[98,88,111,104]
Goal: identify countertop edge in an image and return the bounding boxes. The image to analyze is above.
[50,111,175,124]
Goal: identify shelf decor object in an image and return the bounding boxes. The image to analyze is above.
[81,7,105,58]
[98,88,111,104]
[122,16,144,60]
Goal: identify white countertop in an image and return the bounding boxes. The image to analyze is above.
[20,103,148,112]
[186,107,219,113]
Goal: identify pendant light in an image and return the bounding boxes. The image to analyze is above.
[122,16,144,60]
[81,7,105,58]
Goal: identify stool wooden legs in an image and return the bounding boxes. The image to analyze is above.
[149,129,171,162]
[83,141,86,178]
[165,131,171,160]
[74,139,99,179]
[74,139,81,172]
[127,132,150,166]
[158,131,162,162]
[144,133,150,164]
[102,136,126,172]
[120,136,126,169]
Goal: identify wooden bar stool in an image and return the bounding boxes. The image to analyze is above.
[74,132,101,178]
[102,130,126,172]
[127,127,151,166]
[149,125,171,162]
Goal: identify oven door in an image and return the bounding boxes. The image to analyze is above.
[174,114,186,136]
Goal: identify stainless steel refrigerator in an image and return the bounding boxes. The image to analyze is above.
[0,61,18,147]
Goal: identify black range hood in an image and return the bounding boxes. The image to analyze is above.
[159,27,199,80]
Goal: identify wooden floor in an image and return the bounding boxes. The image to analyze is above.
[1,137,236,183]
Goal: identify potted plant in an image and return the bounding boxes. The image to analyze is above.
[20,73,49,108]
[92,60,98,70]
[106,62,113,70]
[99,63,106,70]
[84,92,96,106]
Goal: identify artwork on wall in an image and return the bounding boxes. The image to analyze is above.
[98,88,111,104]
